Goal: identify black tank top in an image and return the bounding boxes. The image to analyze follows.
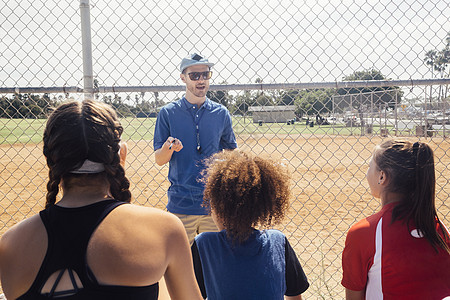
[17,199,159,300]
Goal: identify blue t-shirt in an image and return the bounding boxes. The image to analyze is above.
[153,97,237,215]
[192,229,309,300]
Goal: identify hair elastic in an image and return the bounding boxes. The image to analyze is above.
[411,142,421,176]
[70,159,105,174]
[412,142,420,155]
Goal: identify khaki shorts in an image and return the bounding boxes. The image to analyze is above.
[173,213,218,245]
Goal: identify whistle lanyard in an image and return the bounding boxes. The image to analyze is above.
[189,104,206,153]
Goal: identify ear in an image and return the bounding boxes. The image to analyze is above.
[378,170,387,185]
[180,73,186,83]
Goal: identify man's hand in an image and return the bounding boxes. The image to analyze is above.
[166,137,183,152]
[155,137,183,166]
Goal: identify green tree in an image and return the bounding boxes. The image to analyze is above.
[101,94,134,117]
[337,69,403,110]
[424,32,450,100]
[0,96,14,118]
[277,90,298,106]
[294,89,334,117]
[425,32,450,77]
[232,90,255,115]
[206,81,231,108]
[230,78,271,115]
[207,90,229,107]
[252,78,273,106]
[0,93,58,119]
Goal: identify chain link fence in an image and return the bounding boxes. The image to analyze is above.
[1,0,450,298]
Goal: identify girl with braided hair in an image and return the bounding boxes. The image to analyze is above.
[342,139,450,300]
[0,100,202,300]
[191,150,309,300]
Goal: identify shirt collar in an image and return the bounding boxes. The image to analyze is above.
[181,97,212,111]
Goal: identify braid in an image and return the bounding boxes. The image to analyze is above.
[45,169,61,208]
[43,100,132,206]
[105,149,131,203]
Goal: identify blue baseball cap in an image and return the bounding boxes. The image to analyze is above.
[180,53,214,73]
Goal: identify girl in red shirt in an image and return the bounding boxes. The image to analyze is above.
[342,140,450,300]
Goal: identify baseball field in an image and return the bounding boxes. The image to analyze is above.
[1,132,449,299]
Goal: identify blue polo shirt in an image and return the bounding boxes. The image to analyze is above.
[153,97,237,215]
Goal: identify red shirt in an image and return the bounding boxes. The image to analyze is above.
[342,202,450,299]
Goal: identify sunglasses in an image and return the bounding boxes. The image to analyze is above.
[187,71,213,81]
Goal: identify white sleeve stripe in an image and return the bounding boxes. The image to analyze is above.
[440,221,450,235]
[366,217,383,300]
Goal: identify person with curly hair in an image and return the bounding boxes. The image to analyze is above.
[342,140,450,299]
[191,150,309,300]
[0,100,202,300]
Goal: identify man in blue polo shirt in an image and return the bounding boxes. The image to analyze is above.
[154,53,237,244]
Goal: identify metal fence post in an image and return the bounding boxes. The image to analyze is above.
[80,0,94,100]
[394,90,398,135]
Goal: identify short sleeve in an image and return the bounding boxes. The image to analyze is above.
[285,237,309,296]
[219,109,237,150]
[153,107,170,151]
[341,220,374,291]
[191,241,207,299]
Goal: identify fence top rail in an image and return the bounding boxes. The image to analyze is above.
[0,86,83,94]
[1,78,449,94]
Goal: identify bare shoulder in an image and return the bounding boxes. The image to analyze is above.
[103,204,186,241]
[0,214,45,251]
[0,214,47,288]
[115,204,182,225]
[87,203,188,284]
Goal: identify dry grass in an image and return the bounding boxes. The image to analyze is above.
[1,135,449,298]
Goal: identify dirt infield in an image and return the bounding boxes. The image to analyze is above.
[1,135,449,298]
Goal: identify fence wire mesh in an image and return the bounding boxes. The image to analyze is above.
[1,0,450,298]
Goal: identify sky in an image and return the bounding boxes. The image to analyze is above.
[0,0,449,99]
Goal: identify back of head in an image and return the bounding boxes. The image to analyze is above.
[373,139,449,253]
[203,150,290,244]
[43,100,131,207]
[373,140,434,199]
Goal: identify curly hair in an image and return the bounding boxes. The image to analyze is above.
[373,139,449,253]
[43,100,131,207]
[202,150,291,244]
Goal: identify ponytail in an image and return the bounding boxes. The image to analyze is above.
[376,140,450,254]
